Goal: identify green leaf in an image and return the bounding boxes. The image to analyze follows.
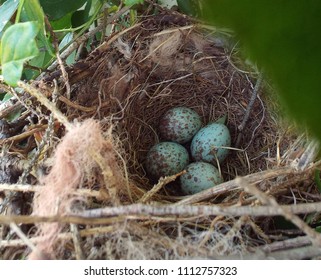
[50,12,72,30]
[203,1,321,141]
[23,0,55,57]
[59,32,76,65]
[0,21,40,86]
[124,0,144,6]
[177,0,201,17]
[2,92,12,102]
[39,0,87,20]
[71,10,90,28]
[215,115,227,125]
[24,37,52,79]
[0,0,19,34]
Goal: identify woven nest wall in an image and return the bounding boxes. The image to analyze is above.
[1,11,320,260]
[61,16,278,197]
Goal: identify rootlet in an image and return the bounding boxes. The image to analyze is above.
[84,265,145,276]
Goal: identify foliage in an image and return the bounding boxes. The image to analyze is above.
[124,0,144,6]
[0,21,39,86]
[39,0,88,20]
[177,0,200,16]
[0,0,106,85]
[202,0,321,141]
[0,0,19,34]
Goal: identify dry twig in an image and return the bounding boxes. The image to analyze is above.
[2,201,321,225]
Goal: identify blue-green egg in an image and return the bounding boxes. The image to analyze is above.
[191,123,231,165]
[145,142,189,180]
[159,107,202,144]
[180,162,223,195]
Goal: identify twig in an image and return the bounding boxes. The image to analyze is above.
[70,224,85,260]
[250,246,321,260]
[258,236,312,253]
[139,171,186,203]
[262,246,321,259]
[16,81,72,130]
[80,202,321,219]
[236,177,321,247]
[236,71,264,147]
[0,183,104,199]
[17,82,58,185]
[0,226,116,248]
[0,126,47,145]
[216,245,321,260]
[2,201,321,225]
[44,16,71,99]
[9,222,41,256]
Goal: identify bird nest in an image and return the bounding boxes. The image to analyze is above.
[59,16,277,192]
[0,10,320,260]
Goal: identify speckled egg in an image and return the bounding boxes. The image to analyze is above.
[191,123,231,165]
[159,107,202,144]
[145,142,189,180]
[180,162,223,195]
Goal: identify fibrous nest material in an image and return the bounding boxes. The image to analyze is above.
[66,19,276,191]
[1,10,321,260]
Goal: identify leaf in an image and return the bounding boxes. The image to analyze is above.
[215,115,227,125]
[0,0,19,34]
[50,12,72,30]
[24,38,52,80]
[59,32,76,65]
[177,0,201,16]
[124,0,144,6]
[202,1,321,141]
[23,0,55,56]
[0,21,40,86]
[71,10,90,28]
[39,0,87,20]
[2,92,12,102]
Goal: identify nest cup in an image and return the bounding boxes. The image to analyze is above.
[70,14,277,199]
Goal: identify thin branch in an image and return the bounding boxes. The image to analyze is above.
[17,81,72,130]
[139,171,186,203]
[0,183,103,199]
[70,223,85,260]
[236,71,264,147]
[2,202,321,225]
[0,225,116,248]
[236,176,321,247]
[9,223,41,255]
[258,236,312,253]
[216,246,321,260]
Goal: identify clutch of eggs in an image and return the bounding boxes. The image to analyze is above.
[146,106,231,194]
